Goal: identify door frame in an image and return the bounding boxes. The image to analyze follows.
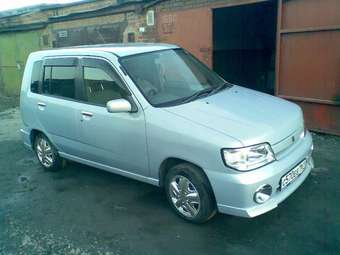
[211,0,274,69]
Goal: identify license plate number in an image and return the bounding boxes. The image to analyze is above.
[280,160,307,190]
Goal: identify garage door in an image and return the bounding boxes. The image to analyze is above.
[276,0,340,135]
[157,7,213,68]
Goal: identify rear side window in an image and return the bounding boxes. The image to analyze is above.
[42,66,77,99]
[30,61,42,93]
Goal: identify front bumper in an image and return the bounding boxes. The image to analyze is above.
[207,131,314,218]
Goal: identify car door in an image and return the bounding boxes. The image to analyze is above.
[74,57,149,177]
[33,57,82,155]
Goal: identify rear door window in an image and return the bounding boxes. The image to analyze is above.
[42,66,77,99]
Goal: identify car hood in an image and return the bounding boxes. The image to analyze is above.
[164,85,303,147]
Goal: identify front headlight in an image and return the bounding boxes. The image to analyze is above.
[222,143,275,171]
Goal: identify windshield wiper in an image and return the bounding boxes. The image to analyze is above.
[161,82,233,106]
[208,82,233,96]
[181,87,214,104]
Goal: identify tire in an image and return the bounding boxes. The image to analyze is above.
[34,133,62,172]
[165,163,217,223]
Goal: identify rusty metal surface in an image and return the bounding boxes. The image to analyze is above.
[278,31,340,103]
[282,0,340,29]
[296,102,340,136]
[277,0,340,135]
[156,0,271,68]
[157,8,213,67]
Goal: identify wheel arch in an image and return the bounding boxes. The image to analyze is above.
[30,129,43,147]
[159,157,216,201]
[29,129,55,149]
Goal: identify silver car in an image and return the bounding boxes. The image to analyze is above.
[20,44,314,223]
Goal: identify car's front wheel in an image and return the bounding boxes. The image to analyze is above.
[165,163,216,223]
[34,133,62,171]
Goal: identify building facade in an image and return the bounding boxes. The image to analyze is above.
[0,0,339,135]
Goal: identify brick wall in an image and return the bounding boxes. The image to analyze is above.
[156,0,254,12]
[0,0,115,29]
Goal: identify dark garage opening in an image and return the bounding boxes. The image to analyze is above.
[213,1,278,94]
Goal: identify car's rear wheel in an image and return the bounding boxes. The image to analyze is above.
[165,163,216,223]
[34,134,62,171]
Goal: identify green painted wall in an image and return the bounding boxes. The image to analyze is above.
[0,30,43,96]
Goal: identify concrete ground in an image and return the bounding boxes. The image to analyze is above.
[0,107,339,255]
[0,94,19,112]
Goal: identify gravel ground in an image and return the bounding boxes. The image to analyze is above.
[0,108,339,255]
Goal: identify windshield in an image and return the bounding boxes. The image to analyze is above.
[120,49,227,106]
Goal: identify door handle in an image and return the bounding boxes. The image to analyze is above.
[37,102,46,110]
[38,102,46,107]
[81,111,93,117]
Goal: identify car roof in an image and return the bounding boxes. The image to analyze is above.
[40,43,180,57]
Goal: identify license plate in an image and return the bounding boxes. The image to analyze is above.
[280,160,307,190]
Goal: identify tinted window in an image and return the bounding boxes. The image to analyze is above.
[83,66,126,105]
[43,66,76,99]
[42,66,51,93]
[30,61,42,93]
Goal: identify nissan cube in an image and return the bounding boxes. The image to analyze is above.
[20,43,314,223]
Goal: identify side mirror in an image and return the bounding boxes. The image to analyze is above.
[106,99,132,113]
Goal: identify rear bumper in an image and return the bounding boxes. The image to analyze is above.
[207,131,314,218]
[20,127,33,150]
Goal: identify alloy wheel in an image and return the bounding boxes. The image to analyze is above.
[36,137,54,168]
[169,175,201,218]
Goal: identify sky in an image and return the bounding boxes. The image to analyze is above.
[0,0,83,12]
